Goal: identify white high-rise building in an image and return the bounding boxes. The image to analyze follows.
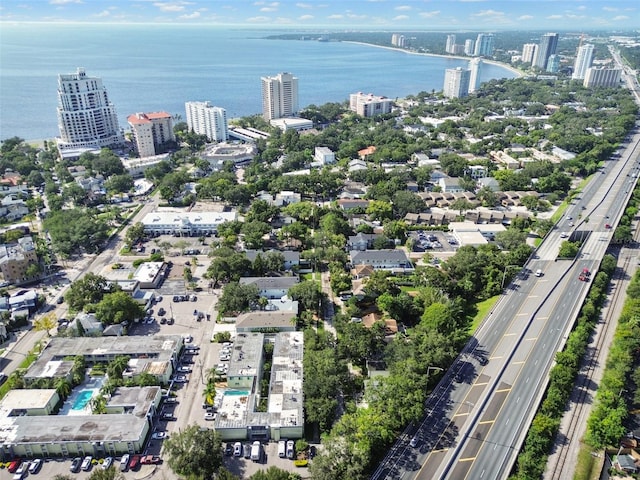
[468,58,483,93]
[391,34,406,47]
[261,72,299,121]
[56,67,124,151]
[127,112,175,158]
[446,34,456,54]
[443,67,471,99]
[464,39,475,56]
[185,101,228,142]
[473,34,494,57]
[583,67,622,88]
[572,44,595,80]
[521,43,538,64]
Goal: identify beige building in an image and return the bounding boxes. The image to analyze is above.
[349,92,393,117]
[0,236,38,285]
[127,112,175,158]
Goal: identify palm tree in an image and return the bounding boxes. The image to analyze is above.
[55,378,72,399]
[90,395,107,414]
[202,381,217,406]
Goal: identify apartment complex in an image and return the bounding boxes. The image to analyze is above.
[0,236,38,286]
[443,67,471,99]
[446,34,456,54]
[572,44,595,80]
[185,101,228,142]
[534,33,559,70]
[127,112,175,158]
[473,33,494,57]
[584,67,622,88]
[56,68,124,152]
[261,72,299,121]
[349,92,393,117]
[141,211,237,236]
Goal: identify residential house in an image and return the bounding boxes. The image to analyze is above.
[348,159,368,173]
[438,176,465,193]
[338,198,370,211]
[358,146,376,160]
[245,250,300,271]
[239,276,299,299]
[347,233,379,251]
[349,250,413,273]
[313,147,335,166]
[68,313,104,336]
[0,195,29,221]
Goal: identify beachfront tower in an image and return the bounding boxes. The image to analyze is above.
[521,43,538,64]
[473,34,494,57]
[443,67,471,99]
[56,67,124,151]
[468,58,483,93]
[261,72,299,121]
[446,34,456,54]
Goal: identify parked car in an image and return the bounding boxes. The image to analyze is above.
[243,443,251,459]
[119,454,130,472]
[102,457,113,470]
[161,412,175,421]
[167,317,174,325]
[178,366,191,373]
[410,436,419,448]
[158,308,166,316]
[140,455,161,465]
[225,443,233,456]
[172,295,180,302]
[286,440,295,459]
[163,396,178,404]
[81,455,93,471]
[152,431,168,440]
[204,411,217,421]
[219,354,230,361]
[28,458,43,474]
[160,317,167,324]
[233,442,242,457]
[171,375,188,383]
[129,455,140,470]
[14,462,28,476]
[70,457,82,473]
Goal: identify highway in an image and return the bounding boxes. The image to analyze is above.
[374,116,640,480]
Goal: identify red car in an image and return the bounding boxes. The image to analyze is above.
[605,224,612,229]
[7,459,21,473]
[129,455,141,470]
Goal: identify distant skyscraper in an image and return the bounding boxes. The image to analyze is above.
[56,67,123,151]
[468,58,483,93]
[391,34,406,47]
[443,67,471,99]
[583,67,622,88]
[464,39,475,56]
[521,43,538,64]
[572,44,595,80]
[127,112,175,158]
[473,34,494,57]
[534,33,559,69]
[546,54,560,73]
[185,101,228,142]
[261,72,299,121]
[446,34,456,54]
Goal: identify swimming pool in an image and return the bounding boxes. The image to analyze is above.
[72,390,94,410]
[225,390,249,396]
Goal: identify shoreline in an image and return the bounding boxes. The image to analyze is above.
[343,41,525,78]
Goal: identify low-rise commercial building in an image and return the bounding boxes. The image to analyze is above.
[141,211,236,236]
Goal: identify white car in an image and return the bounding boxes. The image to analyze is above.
[152,431,168,440]
[204,412,217,421]
[560,232,568,238]
[102,457,113,470]
[171,375,188,383]
[219,354,231,361]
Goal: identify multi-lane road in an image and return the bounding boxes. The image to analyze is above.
[374,94,640,480]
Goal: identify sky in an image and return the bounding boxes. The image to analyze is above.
[0,0,638,30]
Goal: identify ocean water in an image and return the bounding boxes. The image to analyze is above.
[0,25,518,141]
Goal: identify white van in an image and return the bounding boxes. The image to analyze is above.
[278,440,286,458]
[535,269,543,277]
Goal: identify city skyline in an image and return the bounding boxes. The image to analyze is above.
[0,0,638,30]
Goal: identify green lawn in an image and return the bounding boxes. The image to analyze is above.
[468,296,500,334]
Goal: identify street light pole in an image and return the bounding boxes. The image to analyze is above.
[501,264,520,290]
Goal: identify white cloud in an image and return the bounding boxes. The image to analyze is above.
[393,15,410,20]
[95,10,110,17]
[577,5,587,10]
[546,14,563,19]
[274,16,294,23]
[346,13,368,19]
[395,5,411,11]
[419,10,440,18]
[471,9,504,17]
[49,0,83,4]
[154,2,187,13]
[613,15,629,20]
[296,2,313,8]
[602,6,618,11]
[180,11,201,19]
[299,14,313,20]
[247,15,270,22]
[261,7,277,12]
[517,14,533,20]
[327,14,343,19]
